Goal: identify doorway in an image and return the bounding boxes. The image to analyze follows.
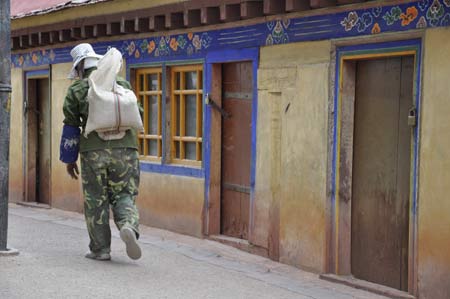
[25,77,51,205]
[220,62,253,240]
[351,56,413,291]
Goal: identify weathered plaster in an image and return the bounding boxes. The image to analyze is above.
[418,27,450,299]
[50,63,83,212]
[256,41,330,272]
[138,171,204,238]
[8,68,24,203]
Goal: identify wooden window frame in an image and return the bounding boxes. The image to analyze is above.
[170,64,203,166]
[135,67,163,162]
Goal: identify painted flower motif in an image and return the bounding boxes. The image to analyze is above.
[283,18,291,29]
[267,21,275,31]
[444,0,450,8]
[187,45,194,56]
[273,20,284,35]
[418,0,430,11]
[201,33,212,49]
[128,41,136,56]
[140,40,148,53]
[18,55,24,66]
[383,6,402,25]
[134,49,140,59]
[371,23,381,34]
[157,37,169,56]
[188,32,194,40]
[192,34,201,50]
[148,40,156,54]
[42,49,46,56]
[416,16,428,28]
[32,53,38,64]
[177,35,187,49]
[441,13,450,26]
[155,48,160,57]
[49,49,56,61]
[341,11,359,31]
[372,7,383,18]
[400,6,419,26]
[357,12,373,32]
[165,36,171,43]
[427,0,445,27]
[266,34,274,46]
[272,21,289,44]
[170,37,178,51]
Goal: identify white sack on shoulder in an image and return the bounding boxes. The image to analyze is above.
[84,47,144,140]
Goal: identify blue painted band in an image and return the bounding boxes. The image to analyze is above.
[25,69,49,78]
[139,162,203,178]
[12,1,447,69]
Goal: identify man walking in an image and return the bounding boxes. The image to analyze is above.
[60,43,142,261]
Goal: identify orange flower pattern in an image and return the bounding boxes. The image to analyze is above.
[148,40,156,54]
[400,6,418,26]
[170,38,178,51]
[371,23,381,34]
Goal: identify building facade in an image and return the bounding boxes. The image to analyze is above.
[8,0,450,298]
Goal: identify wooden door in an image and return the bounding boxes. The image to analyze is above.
[26,78,50,204]
[26,80,38,203]
[220,62,253,239]
[351,56,413,291]
[37,79,51,204]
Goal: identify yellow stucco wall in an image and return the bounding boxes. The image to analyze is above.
[12,0,186,30]
[138,171,204,237]
[51,63,84,212]
[256,41,331,272]
[9,68,24,203]
[418,27,450,299]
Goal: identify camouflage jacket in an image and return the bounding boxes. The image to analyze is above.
[63,68,139,153]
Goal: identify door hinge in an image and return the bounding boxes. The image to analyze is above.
[205,93,231,119]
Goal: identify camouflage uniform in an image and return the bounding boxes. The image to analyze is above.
[81,148,140,254]
[61,67,141,255]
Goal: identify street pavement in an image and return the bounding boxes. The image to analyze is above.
[0,204,387,299]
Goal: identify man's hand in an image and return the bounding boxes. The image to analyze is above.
[66,162,79,180]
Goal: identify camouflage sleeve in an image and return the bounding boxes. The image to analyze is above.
[62,84,81,127]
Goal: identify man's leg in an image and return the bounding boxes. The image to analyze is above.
[80,150,112,255]
[108,148,141,259]
[108,148,140,235]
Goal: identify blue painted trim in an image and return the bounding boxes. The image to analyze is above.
[204,47,259,231]
[139,161,203,178]
[331,39,422,231]
[25,69,49,78]
[12,1,446,69]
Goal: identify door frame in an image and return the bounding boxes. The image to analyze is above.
[329,39,422,295]
[203,48,259,239]
[23,69,51,204]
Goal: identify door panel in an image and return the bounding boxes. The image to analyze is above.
[26,80,38,202]
[351,57,413,290]
[38,79,51,205]
[221,62,252,239]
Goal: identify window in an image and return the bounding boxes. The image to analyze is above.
[171,65,203,165]
[135,68,163,161]
[134,63,203,166]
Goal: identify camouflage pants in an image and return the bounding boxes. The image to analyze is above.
[80,148,140,254]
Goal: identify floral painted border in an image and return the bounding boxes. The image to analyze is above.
[12,0,450,68]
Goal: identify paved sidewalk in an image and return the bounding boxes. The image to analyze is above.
[0,204,386,299]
